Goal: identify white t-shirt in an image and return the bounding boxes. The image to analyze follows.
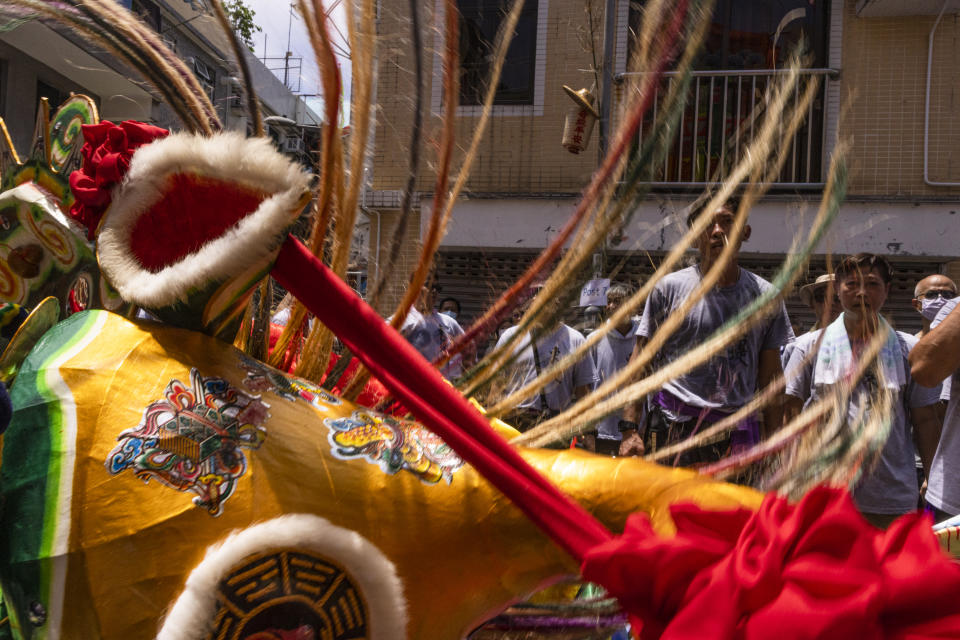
[592,321,639,440]
[926,297,960,514]
[785,328,938,515]
[271,307,292,327]
[637,265,794,419]
[494,324,597,414]
[395,308,466,379]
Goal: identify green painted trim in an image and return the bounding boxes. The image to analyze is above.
[1,311,102,639]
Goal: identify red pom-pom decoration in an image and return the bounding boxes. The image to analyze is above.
[68,120,168,240]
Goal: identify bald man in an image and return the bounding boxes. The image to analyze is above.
[911,274,957,500]
[913,274,958,338]
[911,290,960,521]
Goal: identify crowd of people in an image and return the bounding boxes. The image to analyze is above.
[397,199,960,527]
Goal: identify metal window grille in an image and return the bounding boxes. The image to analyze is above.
[619,68,835,188]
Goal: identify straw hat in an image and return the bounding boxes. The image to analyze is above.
[799,273,836,307]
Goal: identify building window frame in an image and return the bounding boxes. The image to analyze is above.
[620,0,831,72]
[614,0,840,187]
[130,0,161,31]
[192,57,216,101]
[36,79,69,112]
[431,0,548,117]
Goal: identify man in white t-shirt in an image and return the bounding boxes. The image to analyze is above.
[908,275,957,493]
[494,307,597,433]
[591,283,640,455]
[911,294,960,522]
[621,198,794,462]
[395,282,467,379]
[786,254,940,528]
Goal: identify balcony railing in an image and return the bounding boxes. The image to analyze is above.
[617,68,836,188]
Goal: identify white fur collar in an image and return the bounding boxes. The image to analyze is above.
[96,131,311,309]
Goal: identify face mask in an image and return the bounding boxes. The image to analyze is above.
[921,296,948,321]
[441,310,457,320]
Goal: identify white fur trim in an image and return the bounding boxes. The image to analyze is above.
[97,132,311,308]
[156,514,408,640]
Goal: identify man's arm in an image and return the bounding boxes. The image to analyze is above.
[783,395,804,424]
[758,348,784,436]
[911,403,943,479]
[571,332,599,403]
[781,336,814,427]
[622,336,649,421]
[911,301,960,387]
[619,336,650,456]
[457,324,476,370]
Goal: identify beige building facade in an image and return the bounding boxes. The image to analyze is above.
[367,0,960,332]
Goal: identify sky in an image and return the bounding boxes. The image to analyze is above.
[243,0,352,125]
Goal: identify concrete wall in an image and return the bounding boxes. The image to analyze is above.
[0,5,321,152]
[241,49,322,126]
[427,196,960,259]
[369,0,960,312]
[372,0,960,198]
[0,22,153,152]
[841,0,960,197]
[0,15,227,140]
[372,0,601,195]
[0,39,88,154]
[366,207,424,314]
[152,14,232,131]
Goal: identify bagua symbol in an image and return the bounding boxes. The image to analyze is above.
[105,368,269,516]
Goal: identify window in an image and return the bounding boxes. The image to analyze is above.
[130,0,161,31]
[37,80,69,111]
[698,0,828,70]
[162,34,178,55]
[625,1,832,185]
[193,58,213,83]
[457,0,539,105]
[192,58,216,101]
[628,0,829,70]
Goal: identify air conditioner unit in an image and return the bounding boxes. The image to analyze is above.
[283,137,303,153]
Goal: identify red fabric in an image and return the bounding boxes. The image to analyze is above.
[272,236,612,561]
[129,174,267,272]
[68,121,168,240]
[582,487,960,640]
[67,288,84,314]
[267,323,392,409]
[268,322,302,371]
[324,353,391,409]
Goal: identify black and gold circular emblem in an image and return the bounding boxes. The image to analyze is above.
[206,549,369,640]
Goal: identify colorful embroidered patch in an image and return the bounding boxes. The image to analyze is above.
[325,410,463,484]
[237,355,461,484]
[106,368,268,516]
[238,354,342,410]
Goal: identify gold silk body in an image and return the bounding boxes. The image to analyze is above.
[10,311,761,639]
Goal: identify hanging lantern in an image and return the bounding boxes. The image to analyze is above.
[561,85,600,155]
